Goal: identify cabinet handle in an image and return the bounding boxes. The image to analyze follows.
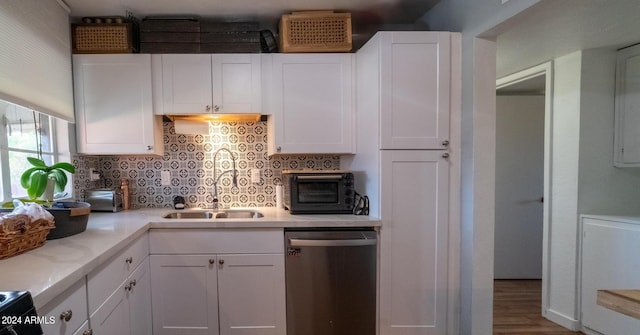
[125,283,132,291]
[442,153,450,159]
[83,330,93,335]
[209,259,215,265]
[442,140,450,146]
[214,105,221,112]
[60,310,72,322]
[206,105,212,112]
[219,259,225,265]
[130,279,137,287]
[125,256,133,264]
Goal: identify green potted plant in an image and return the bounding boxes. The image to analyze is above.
[18,157,91,240]
[20,157,75,201]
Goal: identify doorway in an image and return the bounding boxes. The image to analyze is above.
[494,62,554,326]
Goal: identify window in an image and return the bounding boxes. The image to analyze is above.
[0,100,67,201]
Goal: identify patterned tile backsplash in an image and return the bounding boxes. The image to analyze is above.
[73,121,340,209]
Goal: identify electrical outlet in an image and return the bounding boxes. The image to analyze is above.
[161,170,171,185]
[251,169,261,183]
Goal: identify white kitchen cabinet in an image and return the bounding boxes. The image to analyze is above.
[90,258,152,335]
[614,44,640,167]
[265,53,354,154]
[149,229,285,335]
[153,54,261,115]
[367,32,451,150]
[73,54,163,155]
[379,150,449,335]
[38,279,88,335]
[580,216,640,335]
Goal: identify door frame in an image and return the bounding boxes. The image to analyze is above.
[496,61,554,318]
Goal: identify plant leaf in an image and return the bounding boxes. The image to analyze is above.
[20,167,41,189]
[27,157,47,168]
[50,169,68,192]
[27,171,48,199]
[50,162,75,174]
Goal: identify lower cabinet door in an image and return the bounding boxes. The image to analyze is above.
[379,150,450,335]
[129,258,152,335]
[90,283,130,335]
[216,254,286,335]
[39,279,88,335]
[150,255,219,335]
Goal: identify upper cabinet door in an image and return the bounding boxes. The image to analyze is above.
[212,54,261,113]
[615,44,640,167]
[73,54,162,155]
[380,32,450,150]
[158,54,213,114]
[268,54,354,154]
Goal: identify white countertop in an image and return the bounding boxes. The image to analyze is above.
[0,207,380,309]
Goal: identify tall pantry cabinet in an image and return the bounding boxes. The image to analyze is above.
[344,31,460,335]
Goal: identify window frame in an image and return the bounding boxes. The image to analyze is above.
[0,104,67,202]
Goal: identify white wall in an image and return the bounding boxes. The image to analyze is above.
[546,51,582,327]
[494,95,544,279]
[577,49,640,216]
[419,1,542,334]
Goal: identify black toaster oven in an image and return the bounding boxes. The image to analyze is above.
[282,170,355,214]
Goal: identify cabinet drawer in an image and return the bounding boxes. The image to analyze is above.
[149,229,284,254]
[38,279,88,335]
[87,233,149,314]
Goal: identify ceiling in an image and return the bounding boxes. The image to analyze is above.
[496,0,640,79]
[63,0,441,46]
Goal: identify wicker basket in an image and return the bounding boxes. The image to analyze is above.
[0,217,55,260]
[279,11,352,53]
[72,23,136,54]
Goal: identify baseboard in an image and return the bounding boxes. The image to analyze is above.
[544,309,580,331]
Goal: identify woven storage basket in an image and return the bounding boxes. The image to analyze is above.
[0,216,55,260]
[72,23,135,53]
[279,11,352,53]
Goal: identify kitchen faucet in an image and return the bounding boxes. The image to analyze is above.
[212,147,238,209]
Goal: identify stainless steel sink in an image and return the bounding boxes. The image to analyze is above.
[162,209,263,219]
[214,210,264,219]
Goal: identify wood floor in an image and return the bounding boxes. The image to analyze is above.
[493,280,583,334]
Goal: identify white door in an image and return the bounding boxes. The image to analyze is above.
[150,255,219,335]
[129,259,152,335]
[379,150,449,335]
[494,95,544,279]
[270,54,353,154]
[379,32,450,150]
[73,54,158,154]
[212,54,261,113]
[160,54,213,114]
[90,283,130,335]
[217,254,286,335]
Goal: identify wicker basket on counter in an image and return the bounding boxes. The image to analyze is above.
[279,11,352,53]
[0,215,55,260]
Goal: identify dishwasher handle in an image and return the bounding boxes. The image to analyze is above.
[289,238,376,247]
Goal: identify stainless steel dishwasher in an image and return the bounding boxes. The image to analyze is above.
[285,229,377,335]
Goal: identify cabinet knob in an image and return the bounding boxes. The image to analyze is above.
[214,105,221,112]
[146,145,152,151]
[125,256,133,264]
[442,153,450,159]
[206,105,212,112]
[130,279,137,287]
[124,283,132,291]
[442,140,450,146]
[83,330,93,335]
[209,259,215,265]
[277,146,282,152]
[60,310,73,322]
[219,259,225,265]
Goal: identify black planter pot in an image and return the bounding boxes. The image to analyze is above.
[46,202,91,240]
